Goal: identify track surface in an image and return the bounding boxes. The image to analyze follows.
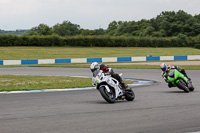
[0,67,200,133]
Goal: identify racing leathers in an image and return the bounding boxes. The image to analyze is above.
[100,64,128,90]
[161,65,191,88]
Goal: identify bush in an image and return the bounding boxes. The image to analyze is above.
[0,34,199,47]
[194,44,200,49]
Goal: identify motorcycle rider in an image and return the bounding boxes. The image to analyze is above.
[160,63,191,88]
[90,62,128,90]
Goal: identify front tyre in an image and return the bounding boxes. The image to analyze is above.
[189,86,194,91]
[99,86,116,103]
[188,82,195,91]
[125,88,135,101]
[176,79,189,93]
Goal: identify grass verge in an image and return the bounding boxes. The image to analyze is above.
[0,47,200,60]
[0,75,134,92]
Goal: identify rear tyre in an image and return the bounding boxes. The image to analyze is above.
[125,88,135,101]
[99,86,115,103]
[176,79,189,93]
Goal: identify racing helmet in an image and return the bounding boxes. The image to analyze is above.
[160,63,168,72]
[90,62,100,72]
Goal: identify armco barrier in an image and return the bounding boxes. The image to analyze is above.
[1,55,200,65]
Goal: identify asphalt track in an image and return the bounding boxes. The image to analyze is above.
[0,67,200,133]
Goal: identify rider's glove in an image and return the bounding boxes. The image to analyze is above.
[92,83,96,86]
[108,68,112,72]
[165,79,169,83]
[92,78,96,86]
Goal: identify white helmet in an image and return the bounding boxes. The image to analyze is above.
[90,62,100,72]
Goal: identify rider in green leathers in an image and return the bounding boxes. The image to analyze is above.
[160,63,191,88]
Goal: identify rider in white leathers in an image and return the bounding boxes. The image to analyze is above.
[90,62,128,90]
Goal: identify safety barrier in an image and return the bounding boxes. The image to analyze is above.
[1,55,200,65]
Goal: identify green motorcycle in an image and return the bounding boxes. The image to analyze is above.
[167,69,194,93]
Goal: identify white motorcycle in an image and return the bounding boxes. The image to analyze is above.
[92,70,135,103]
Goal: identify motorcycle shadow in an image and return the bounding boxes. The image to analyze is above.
[164,90,191,93]
[88,100,130,104]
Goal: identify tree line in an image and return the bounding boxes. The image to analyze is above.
[1,10,200,37]
[21,10,200,37]
[0,10,200,48]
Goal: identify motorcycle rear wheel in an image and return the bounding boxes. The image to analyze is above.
[125,88,135,101]
[99,86,116,103]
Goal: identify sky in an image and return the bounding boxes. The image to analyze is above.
[1,0,200,31]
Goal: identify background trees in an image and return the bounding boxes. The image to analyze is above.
[108,10,200,37]
[53,21,81,36]
[106,10,200,37]
[1,10,200,37]
[25,24,53,36]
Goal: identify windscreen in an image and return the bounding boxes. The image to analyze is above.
[168,69,175,77]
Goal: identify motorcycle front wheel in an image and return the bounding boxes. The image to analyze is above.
[99,86,116,103]
[188,82,195,91]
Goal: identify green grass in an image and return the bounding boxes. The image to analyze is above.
[0,75,134,92]
[0,47,200,60]
[0,46,199,69]
[0,75,91,91]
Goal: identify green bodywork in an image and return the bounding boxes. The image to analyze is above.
[167,69,188,87]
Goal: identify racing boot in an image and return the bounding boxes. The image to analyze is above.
[184,74,192,83]
[180,69,191,82]
[121,82,128,90]
[168,82,174,88]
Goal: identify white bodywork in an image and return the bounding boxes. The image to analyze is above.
[92,70,123,99]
